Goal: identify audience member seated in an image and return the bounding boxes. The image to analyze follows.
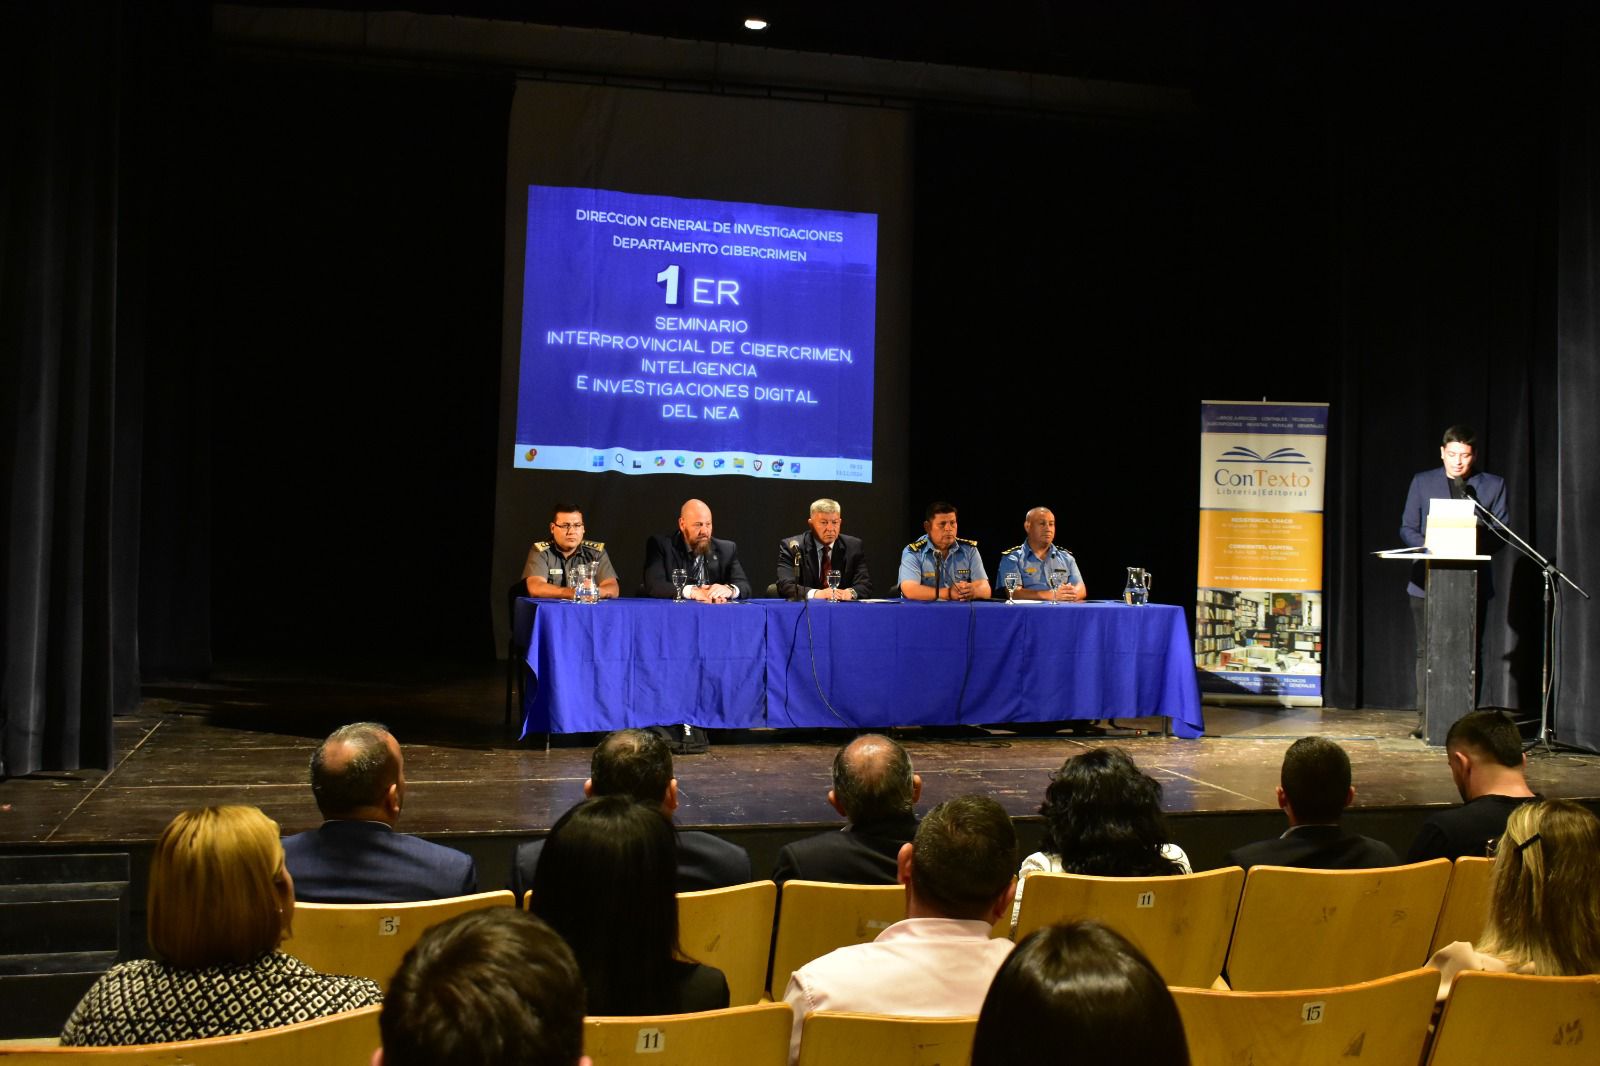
[772,733,921,885]
[783,795,1018,1064]
[282,721,478,903]
[1427,799,1600,999]
[970,921,1190,1066]
[1012,747,1189,928]
[511,728,750,897]
[60,806,382,1046]
[529,795,729,1015]
[1223,737,1399,871]
[378,908,590,1066]
[1407,709,1538,862]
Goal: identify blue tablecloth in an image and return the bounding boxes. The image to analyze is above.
[520,599,1203,738]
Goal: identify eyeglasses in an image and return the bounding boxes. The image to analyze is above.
[553,522,585,532]
[1485,832,1541,857]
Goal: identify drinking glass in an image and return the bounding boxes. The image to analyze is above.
[1003,572,1020,604]
[826,569,842,602]
[671,568,687,602]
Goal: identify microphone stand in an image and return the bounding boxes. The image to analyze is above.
[1465,494,1591,752]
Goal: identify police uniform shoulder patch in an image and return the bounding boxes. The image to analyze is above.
[582,539,606,551]
[532,541,551,552]
[957,536,980,547]
[1003,543,1025,556]
[906,536,929,551]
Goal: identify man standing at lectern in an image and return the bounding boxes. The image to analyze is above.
[1399,425,1508,737]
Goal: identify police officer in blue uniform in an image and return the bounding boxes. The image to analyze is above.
[994,507,1087,602]
[897,501,990,601]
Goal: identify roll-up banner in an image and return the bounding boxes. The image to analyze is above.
[1196,401,1328,705]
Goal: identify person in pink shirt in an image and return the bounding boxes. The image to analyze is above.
[782,795,1018,1064]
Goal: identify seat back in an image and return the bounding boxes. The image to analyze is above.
[1172,968,1438,1066]
[1224,860,1450,991]
[1012,867,1244,988]
[0,1004,381,1064]
[1428,857,1493,955]
[769,882,905,997]
[795,1012,977,1066]
[281,890,516,990]
[1427,971,1600,1066]
[676,881,777,1006]
[583,1002,792,1066]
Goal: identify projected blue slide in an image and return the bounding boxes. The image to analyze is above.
[513,186,878,482]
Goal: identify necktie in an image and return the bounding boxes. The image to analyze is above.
[694,554,706,586]
[821,545,833,585]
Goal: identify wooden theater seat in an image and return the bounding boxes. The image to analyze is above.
[583,1002,792,1066]
[1427,971,1600,1066]
[1011,866,1245,988]
[0,1004,380,1064]
[281,890,516,990]
[795,1012,977,1066]
[676,881,777,1007]
[1428,856,1493,955]
[769,882,906,998]
[1173,968,1439,1066]
[1224,860,1450,991]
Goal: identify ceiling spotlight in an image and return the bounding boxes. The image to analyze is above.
[743,18,769,31]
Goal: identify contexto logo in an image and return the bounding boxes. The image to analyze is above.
[654,456,666,467]
[525,448,538,462]
[591,454,606,468]
[733,458,745,469]
[753,460,763,471]
[674,456,686,468]
[1218,446,1310,464]
[693,457,705,469]
[772,460,785,473]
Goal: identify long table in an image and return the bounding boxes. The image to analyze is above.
[519,599,1203,738]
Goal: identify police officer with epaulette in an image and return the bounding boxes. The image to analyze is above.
[897,501,991,602]
[522,503,620,600]
[995,506,1087,602]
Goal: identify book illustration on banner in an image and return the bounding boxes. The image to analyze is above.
[512,185,878,483]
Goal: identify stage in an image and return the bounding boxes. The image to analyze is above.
[4,659,1599,895]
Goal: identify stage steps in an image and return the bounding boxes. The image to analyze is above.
[0,853,131,1039]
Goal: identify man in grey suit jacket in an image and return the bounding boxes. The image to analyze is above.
[510,729,751,897]
[283,722,478,903]
[1223,737,1398,872]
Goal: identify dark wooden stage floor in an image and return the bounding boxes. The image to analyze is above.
[4,660,1599,886]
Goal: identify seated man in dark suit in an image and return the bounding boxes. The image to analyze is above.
[283,722,478,902]
[772,734,921,885]
[510,728,751,896]
[776,498,872,601]
[1223,736,1399,871]
[641,498,752,602]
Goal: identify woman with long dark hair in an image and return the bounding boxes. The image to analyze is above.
[530,795,728,1015]
[972,921,1190,1065]
[1011,747,1188,928]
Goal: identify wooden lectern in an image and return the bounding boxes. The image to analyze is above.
[1378,499,1489,744]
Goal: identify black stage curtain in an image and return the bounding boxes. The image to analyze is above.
[1,6,132,776]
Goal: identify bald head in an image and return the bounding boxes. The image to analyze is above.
[679,499,714,554]
[1024,507,1057,551]
[831,734,918,823]
[310,722,404,822]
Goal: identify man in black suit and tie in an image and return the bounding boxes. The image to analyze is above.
[772,734,921,885]
[1222,736,1399,872]
[283,722,479,903]
[510,728,751,897]
[641,498,752,602]
[776,498,873,601]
